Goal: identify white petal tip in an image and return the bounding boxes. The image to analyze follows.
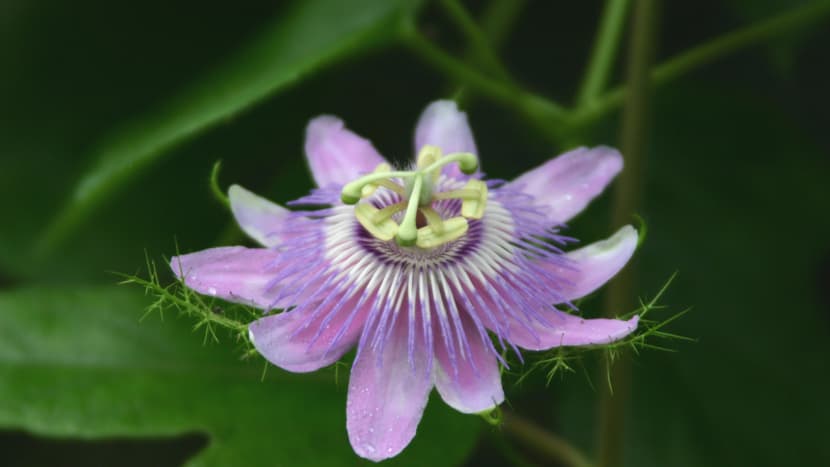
[596,224,638,253]
[247,326,257,347]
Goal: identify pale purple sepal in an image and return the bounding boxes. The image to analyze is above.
[248,301,368,373]
[507,313,639,351]
[508,146,623,224]
[547,225,638,301]
[433,316,504,413]
[347,317,432,462]
[304,116,386,188]
[414,100,479,179]
[170,246,280,309]
[229,184,289,247]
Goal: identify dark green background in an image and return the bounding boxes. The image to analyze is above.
[1,0,828,465]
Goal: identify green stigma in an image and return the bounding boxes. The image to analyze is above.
[341,146,487,248]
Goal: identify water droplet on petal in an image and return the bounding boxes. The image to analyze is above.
[364,443,376,454]
[207,287,217,296]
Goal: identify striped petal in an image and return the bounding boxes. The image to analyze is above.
[248,298,369,373]
[414,100,479,179]
[505,312,639,351]
[433,315,504,413]
[229,184,289,247]
[170,247,280,308]
[305,116,386,188]
[347,315,432,462]
[508,146,623,224]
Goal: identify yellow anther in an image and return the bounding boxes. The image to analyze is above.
[416,217,469,249]
[416,145,443,183]
[420,207,446,235]
[355,203,401,241]
[417,145,442,169]
[432,188,482,201]
[460,179,488,219]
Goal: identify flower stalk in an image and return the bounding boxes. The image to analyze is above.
[576,0,632,106]
[571,0,830,128]
[438,0,514,83]
[408,0,830,140]
[502,410,593,467]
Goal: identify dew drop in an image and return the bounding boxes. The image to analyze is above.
[364,443,376,454]
[207,287,217,296]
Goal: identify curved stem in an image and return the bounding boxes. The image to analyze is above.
[438,0,513,81]
[501,410,593,467]
[403,29,569,142]
[573,0,830,127]
[478,0,527,48]
[576,0,632,106]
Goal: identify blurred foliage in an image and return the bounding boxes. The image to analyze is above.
[554,82,830,467]
[0,287,478,466]
[1,0,829,466]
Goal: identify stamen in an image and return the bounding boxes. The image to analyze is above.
[416,145,443,183]
[354,202,406,241]
[432,189,483,200]
[416,217,469,249]
[341,169,414,205]
[372,201,408,222]
[360,163,393,198]
[460,180,488,219]
[416,145,442,170]
[420,207,446,234]
[374,179,406,196]
[340,147,487,249]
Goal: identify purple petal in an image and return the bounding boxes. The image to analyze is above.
[304,116,386,188]
[248,300,368,373]
[546,225,638,301]
[433,315,504,413]
[170,247,280,309]
[505,312,639,351]
[414,100,479,179]
[229,184,289,247]
[507,146,623,224]
[347,315,432,461]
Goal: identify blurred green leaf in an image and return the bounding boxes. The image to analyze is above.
[0,286,479,466]
[38,0,418,252]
